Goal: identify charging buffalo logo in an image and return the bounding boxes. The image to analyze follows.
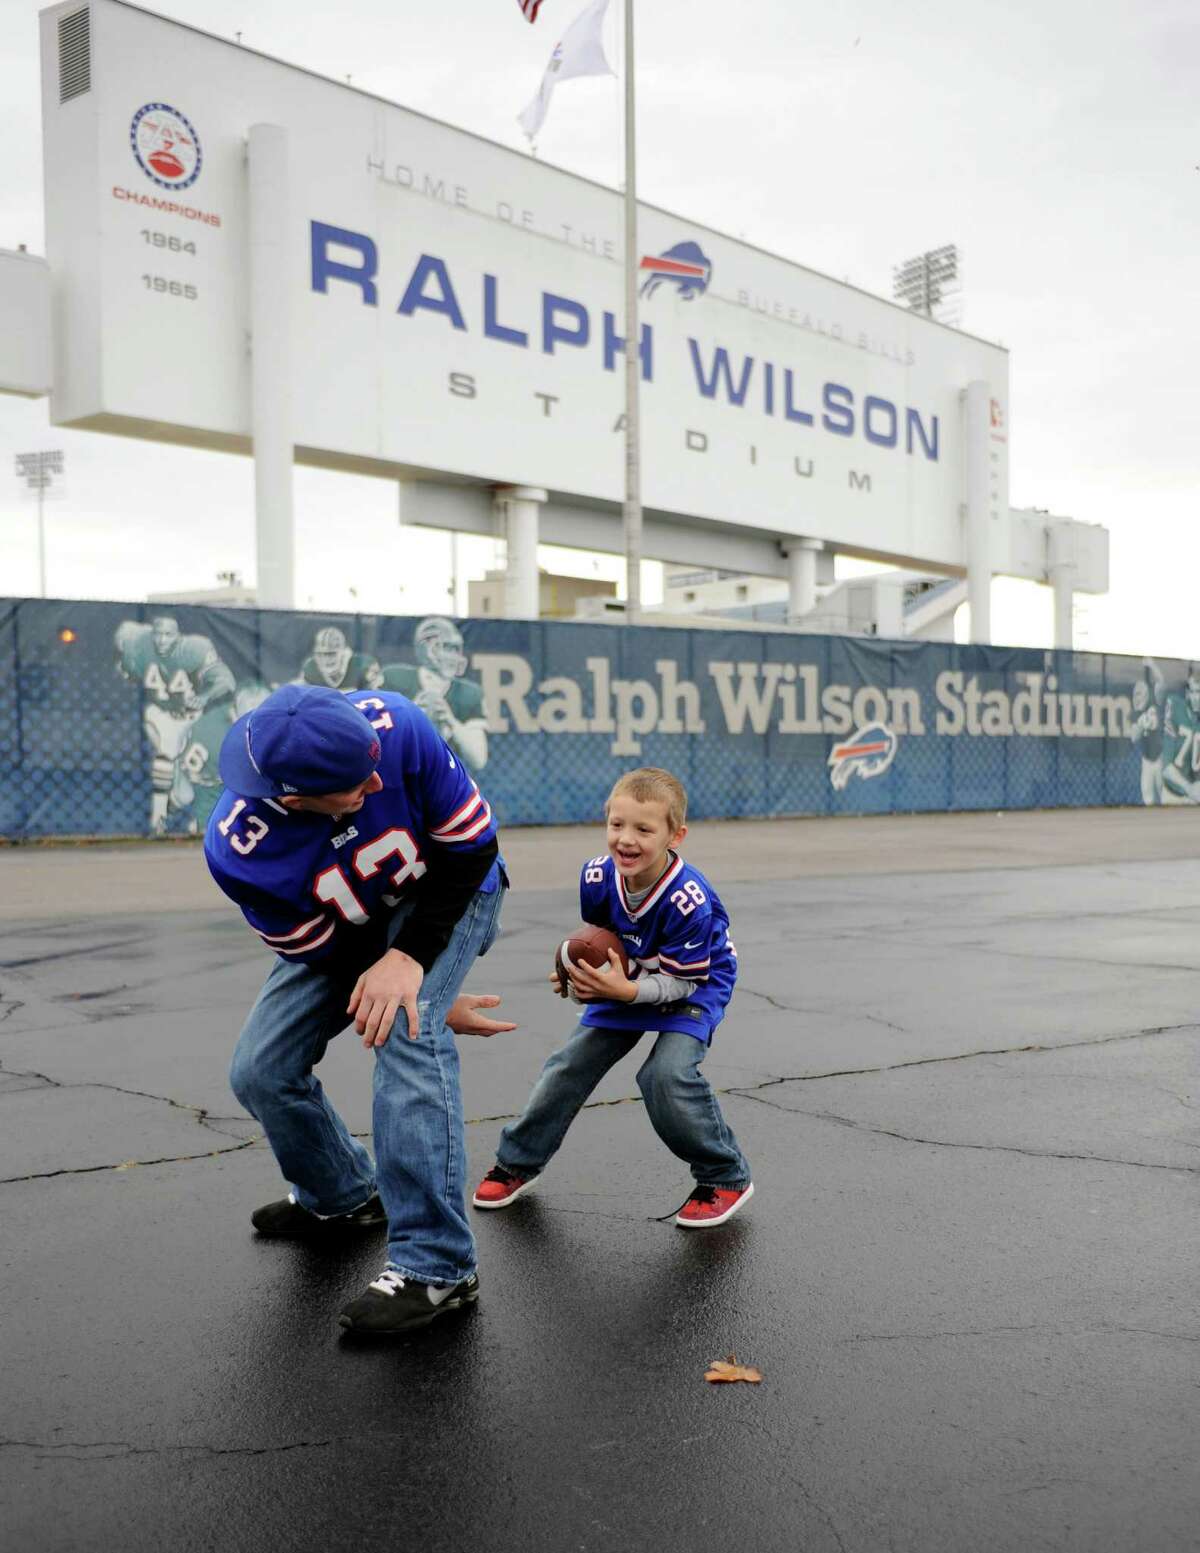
[130,103,202,190]
[639,240,712,300]
[827,723,898,791]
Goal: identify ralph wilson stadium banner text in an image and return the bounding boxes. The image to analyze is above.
[0,599,1192,838]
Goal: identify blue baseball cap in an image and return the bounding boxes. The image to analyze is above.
[218,684,381,799]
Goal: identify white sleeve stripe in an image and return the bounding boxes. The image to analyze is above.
[431,789,483,836]
[660,953,711,972]
[274,919,337,956]
[435,803,493,844]
[257,913,327,945]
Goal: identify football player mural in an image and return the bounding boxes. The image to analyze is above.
[178,681,272,832]
[1160,661,1200,805]
[114,616,236,834]
[297,625,383,692]
[381,616,489,771]
[1129,659,1167,806]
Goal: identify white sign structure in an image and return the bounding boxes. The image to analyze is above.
[39,0,1012,611]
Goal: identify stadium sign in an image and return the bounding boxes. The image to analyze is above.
[41,0,1009,571]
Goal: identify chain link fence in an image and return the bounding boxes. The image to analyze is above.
[0,597,1187,838]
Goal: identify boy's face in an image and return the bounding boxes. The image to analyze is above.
[605,793,687,884]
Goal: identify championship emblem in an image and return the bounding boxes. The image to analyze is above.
[827,723,898,791]
[638,240,713,300]
[130,103,202,190]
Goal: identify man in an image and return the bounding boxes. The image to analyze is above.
[115,615,235,833]
[381,616,488,769]
[299,625,383,692]
[205,684,510,1337]
[1162,662,1200,804]
[1130,659,1166,806]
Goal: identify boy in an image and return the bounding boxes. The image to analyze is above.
[473,767,753,1228]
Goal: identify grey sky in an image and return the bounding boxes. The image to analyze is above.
[1,0,1196,653]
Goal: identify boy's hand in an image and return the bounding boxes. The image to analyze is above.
[547,967,587,1003]
[567,950,638,1004]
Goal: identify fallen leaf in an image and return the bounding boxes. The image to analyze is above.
[705,1353,762,1384]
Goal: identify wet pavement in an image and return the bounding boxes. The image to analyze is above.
[1,812,1198,1552]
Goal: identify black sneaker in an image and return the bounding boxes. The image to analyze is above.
[250,1191,387,1238]
[338,1269,481,1337]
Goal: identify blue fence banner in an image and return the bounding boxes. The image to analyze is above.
[0,597,1193,838]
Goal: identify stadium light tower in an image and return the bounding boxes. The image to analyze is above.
[14,449,64,598]
[893,244,962,326]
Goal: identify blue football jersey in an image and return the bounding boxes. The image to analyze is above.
[577,851,738,1043]
[205,691,499,966]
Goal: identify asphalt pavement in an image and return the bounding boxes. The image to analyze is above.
[1,809,1198,1553]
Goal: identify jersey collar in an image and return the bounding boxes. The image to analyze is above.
[617,850,685,920]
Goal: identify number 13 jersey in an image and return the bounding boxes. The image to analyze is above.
[204,691,499,969]
[578,852,738,1043]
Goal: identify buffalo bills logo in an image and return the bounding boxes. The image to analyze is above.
[638,241,712,300]
[827,723,898,791]
[368,739,381,762]
[130,103,202,190]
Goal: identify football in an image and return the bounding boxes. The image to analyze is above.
[554,925,630,996]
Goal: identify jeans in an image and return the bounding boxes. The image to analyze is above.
[230,881,505,1284]
[498,1022,751,1188]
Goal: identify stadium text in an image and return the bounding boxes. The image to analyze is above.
[111,187,222,226]
[473,656,1133,757]
[310,222,939,459]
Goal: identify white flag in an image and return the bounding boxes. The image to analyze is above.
[518,0,614,141]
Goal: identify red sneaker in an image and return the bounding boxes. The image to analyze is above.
[674,1182,754,1229]
[472,1164,537,1210]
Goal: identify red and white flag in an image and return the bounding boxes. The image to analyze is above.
[518,0,613,140]
[518,0,546,21]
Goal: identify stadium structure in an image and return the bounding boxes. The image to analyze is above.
[1,0,1108,644]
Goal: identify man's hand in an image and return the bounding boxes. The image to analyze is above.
[447,993,517,1037]
[348,948,424,1048]
[566,950,638,1004]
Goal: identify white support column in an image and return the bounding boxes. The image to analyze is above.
[493,485,547,619]
[963,379,993,644]
[1046,522,1076,650]
[1051,567,1074,650]
[247,124,295,610]
[784,538,823,622]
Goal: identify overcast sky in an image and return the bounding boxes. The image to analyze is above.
[1,0,1196,654]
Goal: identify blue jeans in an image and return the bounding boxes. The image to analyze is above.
[498,1022,751,1188]
[230,882,505,1284]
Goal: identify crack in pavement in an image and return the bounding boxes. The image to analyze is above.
[734,1091,1198,1176]
[0,1437,335,1461]
[738,1414,848,1553]
[0,937,146,970]
[719,1020,1200,1091]
[0,1059,263,1184]
[5,1021,1194,1186]
[0,1138,263,1185]
[839,1324,1200,1344]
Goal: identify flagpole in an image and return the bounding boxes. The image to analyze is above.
[622,0,642,623]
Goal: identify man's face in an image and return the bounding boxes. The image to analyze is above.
[152,618,180,655]
[280,770,383,817]
[417,622,467,679]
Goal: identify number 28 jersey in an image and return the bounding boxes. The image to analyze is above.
[204,691,499,969]
[578,852,738,1043]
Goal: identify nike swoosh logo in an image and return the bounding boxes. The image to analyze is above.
[683,941,703,950]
